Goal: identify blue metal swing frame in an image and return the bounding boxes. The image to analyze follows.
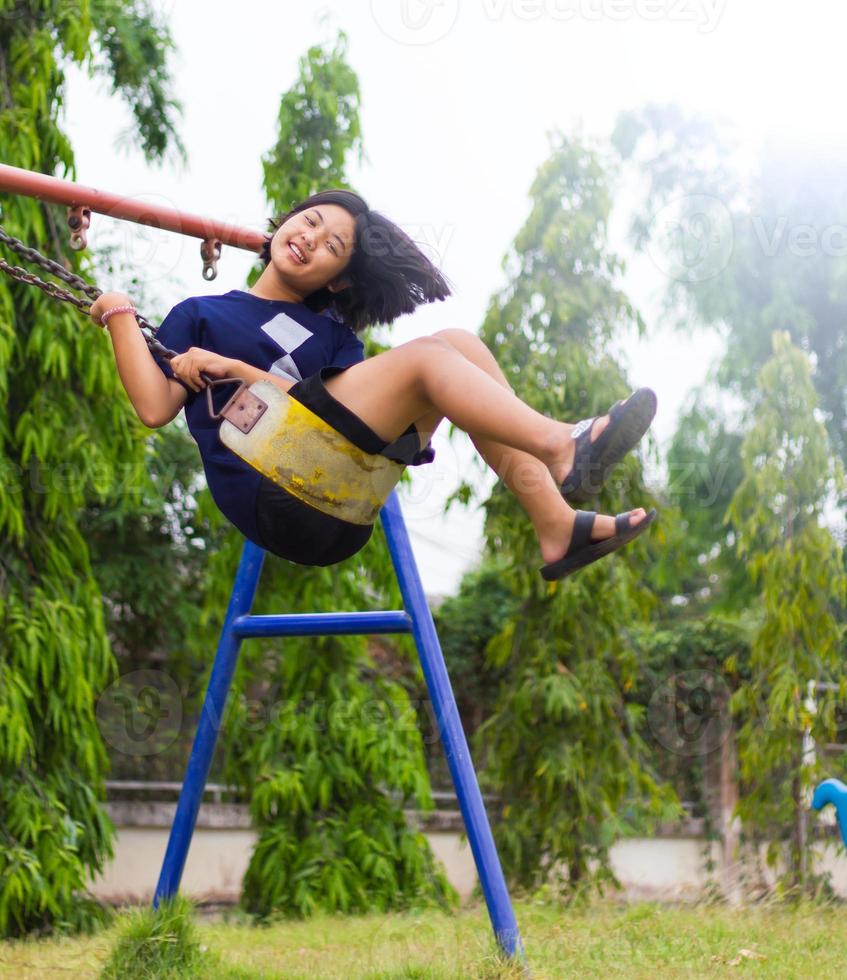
[152,490,525,962]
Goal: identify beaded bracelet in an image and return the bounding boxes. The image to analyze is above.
[100,304,137,327]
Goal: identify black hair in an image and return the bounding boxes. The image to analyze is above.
[259,188,451,333]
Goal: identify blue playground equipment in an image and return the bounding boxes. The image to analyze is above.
[0,165,524,963]
[812,778,847,846]
[152,490,525,962]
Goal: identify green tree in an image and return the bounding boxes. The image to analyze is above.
[82,424,207,672]
[434,562,518,738]
[727,331,847,892]
[473,131,680,896]
[631,616,751,822]
[187,31,454,919]
[80,418,220,787]
[613,105,847,599]
[0,0,182,937]
[662,395,749,610]
[614,109,847,887]
[612,104,847,482]
[261,28,363,212]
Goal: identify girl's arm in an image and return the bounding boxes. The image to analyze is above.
[224,359,295,392]
[163,347,294,395]
[93,291,188,428]
[93,291,295,426]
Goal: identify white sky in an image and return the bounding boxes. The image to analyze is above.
[61,0,845,595]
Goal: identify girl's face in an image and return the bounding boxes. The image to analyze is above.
[268,203,356,297]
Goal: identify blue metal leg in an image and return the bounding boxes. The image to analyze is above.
[153,539,266,906]
[152,493,525,965]
[380,491,525,961]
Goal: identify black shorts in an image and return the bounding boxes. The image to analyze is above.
[253,366,435,566]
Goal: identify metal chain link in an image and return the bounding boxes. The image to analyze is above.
[0,224,99,300]
[0,224,176,360]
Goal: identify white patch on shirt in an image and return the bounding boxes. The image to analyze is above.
[268,354,302,382]
[261,312,311,382]
[261,312,312,352]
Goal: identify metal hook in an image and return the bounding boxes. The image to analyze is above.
[67,205,91,251]
[200,237,222,280]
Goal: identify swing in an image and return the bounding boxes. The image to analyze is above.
[0,168,527,963]
[0,226,403,524]
[218,381,402,525]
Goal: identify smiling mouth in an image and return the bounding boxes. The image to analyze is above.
[288,241,307,265]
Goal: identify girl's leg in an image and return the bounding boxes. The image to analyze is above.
[322,333,645,562]
[423,329,615,564]
[410,397,584,566]
[427,329,614,482]
[325,335,583,471]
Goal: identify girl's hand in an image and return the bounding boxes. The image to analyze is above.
[90,291,133,326]
[169,347,237,392]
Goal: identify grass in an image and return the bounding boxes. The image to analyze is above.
[2,896,847,978]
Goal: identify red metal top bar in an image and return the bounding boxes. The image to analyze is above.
[0,163,266,253]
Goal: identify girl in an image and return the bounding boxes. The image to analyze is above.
[91,189,656,579]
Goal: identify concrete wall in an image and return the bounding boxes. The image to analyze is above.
[88,827,483,906]
[87,802,847,906]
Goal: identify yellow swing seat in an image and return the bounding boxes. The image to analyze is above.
[218,380,404,526]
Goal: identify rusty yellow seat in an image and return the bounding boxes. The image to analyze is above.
[218,380,404,526]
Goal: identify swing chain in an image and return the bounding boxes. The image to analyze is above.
[0,255,92,314]
[0,224,245,411]
[0,224,99,301]
[0,223,166,347]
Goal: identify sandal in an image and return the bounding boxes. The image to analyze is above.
[560,388,657,502]
[540,509,657,582]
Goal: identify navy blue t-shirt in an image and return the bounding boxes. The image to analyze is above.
[152,290,365,543]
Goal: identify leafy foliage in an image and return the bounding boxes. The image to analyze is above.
[82,424,207,664]
[616,105,847,885]
[88,0,186,164]
[432,562,518,742]
[471,131,680,896]
[615,102,847,496]
[630,616,751,818]
[182,31,455,919]
[0,0,181,938]
[261,29,363,212]
[727,332,847,891]
[661,393,749,610]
